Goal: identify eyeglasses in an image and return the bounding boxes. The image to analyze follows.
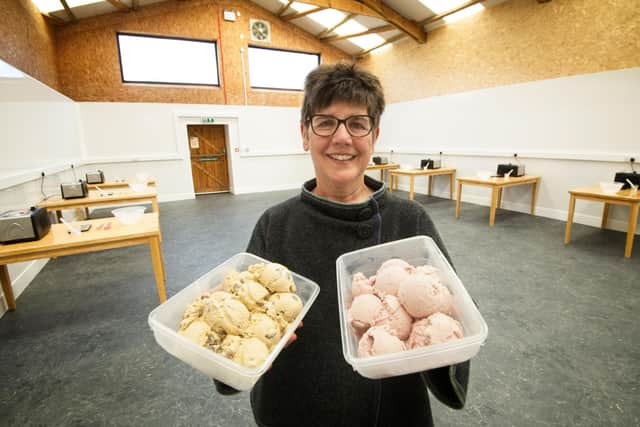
[308,114,374,137]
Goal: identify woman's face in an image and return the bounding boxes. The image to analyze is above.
[301,101,379,197]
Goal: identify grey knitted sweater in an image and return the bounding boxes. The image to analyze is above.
[241,176,469,427]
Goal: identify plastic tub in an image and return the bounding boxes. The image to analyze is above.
[128,182,148,193]
[112,206,145,225]
[336,236,488,379]
[599,182,623,194]
[148,252,320,391]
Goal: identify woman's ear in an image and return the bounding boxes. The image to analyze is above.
[301,122,310,151]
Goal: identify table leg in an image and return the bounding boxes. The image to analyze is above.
[456,182,462,219]
[379,170,384,182]
[601,203,610,229]
[152,198,159,213]
[564,195,576,244]
[428,176,432,196]
[531,179,540,215]
[624,203,639,258]
[84,207,90,219]
[409,177,415,200]
[497,188,503,209]
[389,175,394,192]
[149,236,167,303]
[490,187,498,226]
[449,173,454,200]
[0,265,16,311]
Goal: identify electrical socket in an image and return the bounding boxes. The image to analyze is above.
[41,171,45,177]
[513,153,518,158]
[631,157,636,163]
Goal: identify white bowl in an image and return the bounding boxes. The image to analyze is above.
[129,182,148,193]
[112,206,145,225]
[148,252,320,391]
[336,236,488,379]
[599,182,623,194]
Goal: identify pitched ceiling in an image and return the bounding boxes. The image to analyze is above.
[34,0,509,57]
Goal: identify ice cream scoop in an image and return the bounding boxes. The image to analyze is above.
[348,293,387,335]
[228,278,270,311]
[397,272,453,318]
[357,325,406,357]
[267,292,303,322]
[351,272,375,297]
[407,312,463,349]
[234,337,270,368]
[203,297,251,335]
[219,334,243,359]
[245,312,282,348]
[377,294,413,340]
[374,263,415,296]
[251,263,297,293]
[178,319,222,350]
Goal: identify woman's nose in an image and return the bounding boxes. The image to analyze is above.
[332,121,352,141]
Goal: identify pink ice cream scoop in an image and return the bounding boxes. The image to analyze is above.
[348,293,387,335]
[397,271,453,318]
[351,272,375,297]
[357,325,406,357]
[374,262,416,296]
[377,294,413,340]
[407,312,463,349]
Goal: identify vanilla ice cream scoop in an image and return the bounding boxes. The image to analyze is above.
[407,312,463,349]
[397,272,453,318]
[228,278,270,311]
[348,293,387,335]
[219,334,243,359]
[245,312,282,348]
[357,325,406,357]
[267,292,303,322]
[178,319,222,350]
[234,337,270,368]
[252,262,297,293]
[203,297,251,335]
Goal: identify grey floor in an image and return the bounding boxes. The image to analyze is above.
[1,189,638,426]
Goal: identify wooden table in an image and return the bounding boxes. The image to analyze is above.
[389,168,456,201]
[88,180,156,190]
[0,213,166,311]
[38,188,159,221]
[366,163,399,182]
[456,175,541,226]
[564,187,639,258]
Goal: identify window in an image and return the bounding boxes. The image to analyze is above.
[248,46,319,91]
[116,33,219,86]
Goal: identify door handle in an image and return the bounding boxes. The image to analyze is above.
[199,157,219,162]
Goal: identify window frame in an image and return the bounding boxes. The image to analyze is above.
[116,32,220,87]
[247,45,320,92]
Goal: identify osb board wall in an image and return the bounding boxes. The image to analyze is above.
[358,0,640,104]
[0,0,59,90]
[54,0,350,105]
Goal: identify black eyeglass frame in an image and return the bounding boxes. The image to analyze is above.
[306,114,375,137]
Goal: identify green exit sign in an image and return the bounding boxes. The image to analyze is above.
[201,117,215,123]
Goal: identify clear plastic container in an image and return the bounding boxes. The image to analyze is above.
[148,252,320,390]
[112,206,145,225]
[336,236,488,379]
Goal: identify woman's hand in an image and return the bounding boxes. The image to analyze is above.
[285,321,303,348]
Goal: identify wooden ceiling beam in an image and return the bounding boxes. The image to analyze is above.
[277,0,294,16]
[42,13,66,25]
[282,7,328,22]
[356,33,406,58]
[59,0,76,22]
[106,0,130,12]
[419,0,484,26]
[285,0,379,18]
[356,0,426,43]
[321,24,393,42]
[316,13,354,38]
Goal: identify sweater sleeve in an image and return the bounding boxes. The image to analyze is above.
[416,207,470,409]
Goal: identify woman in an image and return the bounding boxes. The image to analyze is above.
[217,63,469,427]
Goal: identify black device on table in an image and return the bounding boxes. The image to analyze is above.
[60,180,89,199]
[0,207,51,244]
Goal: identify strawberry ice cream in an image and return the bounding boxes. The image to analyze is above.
[407,312,463,349]
[357,325,406,357]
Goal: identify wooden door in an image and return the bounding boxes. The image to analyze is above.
[187,124,230,193]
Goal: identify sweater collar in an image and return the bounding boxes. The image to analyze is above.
[300,175,386,221]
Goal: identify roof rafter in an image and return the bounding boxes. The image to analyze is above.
[419,0,484,26]
[357,32,406,58]
[321,24,393,42]
[277,0,294,16]
[106,0,130,12]
[355,0,426,43]
[316,12,354,38]
[282,7,328,22]
[59,0,76,22]
[285,0,379,18]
